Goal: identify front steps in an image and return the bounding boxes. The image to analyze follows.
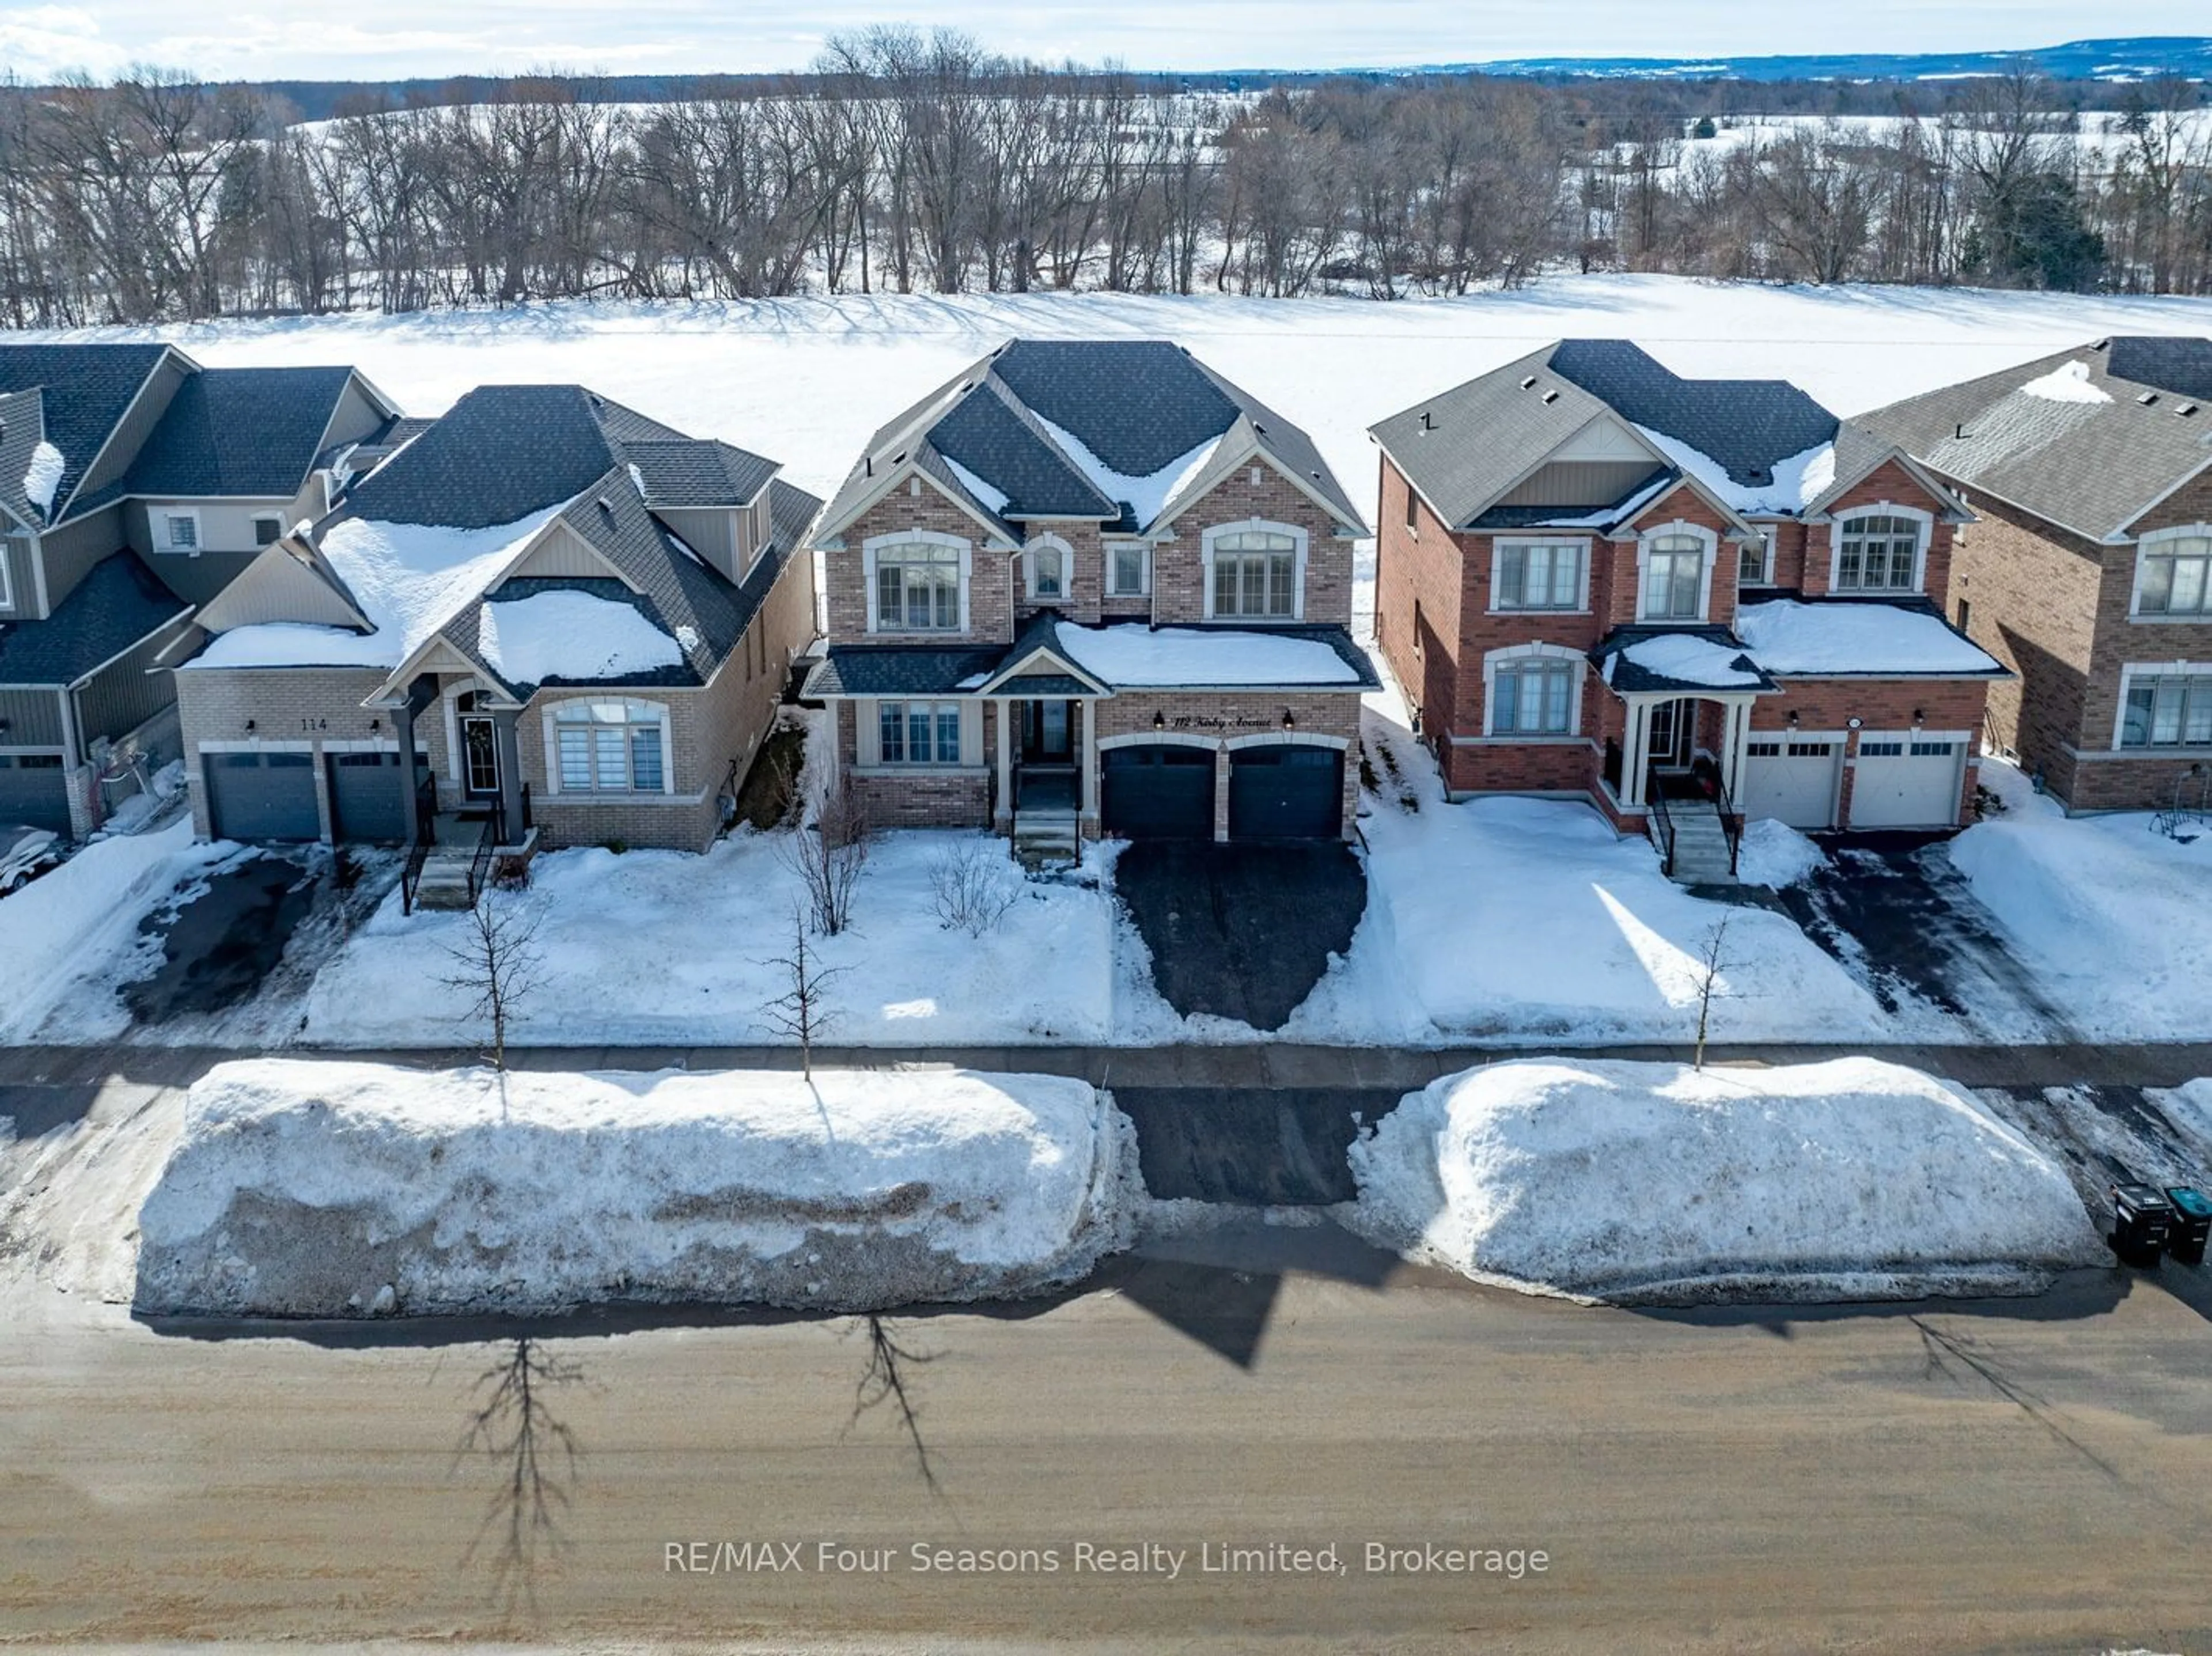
[1013,810,1080,872]
[1660,798,1736,885]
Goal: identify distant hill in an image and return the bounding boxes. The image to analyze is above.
[1400,35,2212,84]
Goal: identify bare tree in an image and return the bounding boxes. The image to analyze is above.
[779,783,870,937]
[440,890,544,1100]
[1691,910,1734,1072]
[761,903,846,1079]
[929,838,1019,937]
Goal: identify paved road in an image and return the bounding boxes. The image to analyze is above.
[4,1223,2211,1652]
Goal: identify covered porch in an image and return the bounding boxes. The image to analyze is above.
[380,667,541,911]
[990,684,1109,865]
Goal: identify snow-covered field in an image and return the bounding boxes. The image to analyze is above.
[1950,760,2212,1042]
[134,1060,1131,1317]
[1346,1056,2105,1303]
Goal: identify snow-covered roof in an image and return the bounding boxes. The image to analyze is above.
[22,441,63,516]
[2018,359,2112,405]
[1051,621,1365,688]
[1734,599,2006,677]
[1031,413,1224,529]
[1633,425,1835,516]
[1607,632,1766,689]
[186,621,399,670]
[477,590,683,687]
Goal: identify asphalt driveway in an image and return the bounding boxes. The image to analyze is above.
[1113,840,1367,1031]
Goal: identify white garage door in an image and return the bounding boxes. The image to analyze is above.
[1740,738,1840,829]
[1849,736,1964,829]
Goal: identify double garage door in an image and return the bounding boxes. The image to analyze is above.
[1740,734,1964,831]
[202,749,409,843]
[1100,744,1343,842]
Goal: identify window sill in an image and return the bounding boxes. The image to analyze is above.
[854,764,988,776]
[2124,612,2212,624]
[545,789,681,802]
[1487,606,1591,617]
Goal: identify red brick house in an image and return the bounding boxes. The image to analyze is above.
[803,340,1373,861]
[1854,337,2212,815]
[1371,341,2005,878]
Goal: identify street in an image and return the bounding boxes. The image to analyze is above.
[5,1221,2212,1651]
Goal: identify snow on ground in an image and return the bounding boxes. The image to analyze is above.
[132,1060,1131,1317]
[1345,1056,2104,1303]
[302,823,1115,1049]
[1949,759,2212,1041]
[1336,711,1885,1044]
[1733,818,1828,889]
[0,821,234,1044]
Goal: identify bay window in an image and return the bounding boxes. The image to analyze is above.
[2121,670,2212,748]
[1641,532,1705,620]
[877,701,964,766]
[873,541,963,631]
[552,700,666,792]
[1836,514,1922,592]
[2137,533,2211,616]
[1494,541,1584,611]
[1209,526,1299,620]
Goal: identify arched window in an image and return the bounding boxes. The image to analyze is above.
[1641,531,1707,620]
[1027,538,1068,600]
[2137,529,2212,616]
[550,699,666,793]
[873,540,963,631]
[1836,513,1924,592]
[1207,525,1302,619]
[1485,645,1584,737]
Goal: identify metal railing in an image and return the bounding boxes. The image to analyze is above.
[465,812,498,906]
[1644,762,1677,876]
[2152,767,2212,841]
[399,773,440,916]
[1712,760,1743,877]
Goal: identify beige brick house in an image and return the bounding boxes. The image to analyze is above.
[1855,337,2212,814]
[169,383,818,903]
[1372,342,2006,880]
[803,340,1373,859]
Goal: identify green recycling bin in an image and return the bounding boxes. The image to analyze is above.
[2164,1186,2211,1265]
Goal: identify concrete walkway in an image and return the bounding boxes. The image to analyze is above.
[7,1037,2212,1091]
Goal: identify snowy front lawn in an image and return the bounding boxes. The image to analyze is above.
[1949,761,2212,1041]
[134,1060,1131,1317]
[1310,718,1885,1045]
[300,826,1115,1048]
[1346,1056,2103,1303]
[0,820,235,1044]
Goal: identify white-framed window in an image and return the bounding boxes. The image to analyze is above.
[877,700,964,766]
[550,699,669,793]
[161,509,202,553]
[1108,541,1149,597]
[252,514,283,547]
[1740,527,1777,586]
[0,540,12,608]
[865,532,968,634]
[1483,644,1584,738]
[2134,528,2212,617]
[1834,510,1925,592]
[1025,536,1069,601]
[1639,528,1710,622]
[2119,665,2212,749]
[1491,539,1587,612]
[1203,522,1305,620]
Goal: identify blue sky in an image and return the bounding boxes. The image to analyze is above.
[2,0,2200,82]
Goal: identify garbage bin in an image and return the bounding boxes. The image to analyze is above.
[2113,1182,2175,1267]
[2163,1186,2212,1265]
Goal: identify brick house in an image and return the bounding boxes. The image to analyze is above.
[802,340,1373,859]
[1371,341,2005,877]
[169,384,819,903]
[1854,337,2212,814]
[0,343,402,838]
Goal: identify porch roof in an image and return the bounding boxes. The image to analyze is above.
[1591,626,1777,696]
[804,645,1007,699]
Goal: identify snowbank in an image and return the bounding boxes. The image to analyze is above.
[1347,1057,2103,1302]
[478,589,683,684]
[1949,771,2212,1040]
[134,1060,1131,1317]
[1733,818,1828,889]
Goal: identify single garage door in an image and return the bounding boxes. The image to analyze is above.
[1849,736,1965,829]
[0,754,71,835]
[203,749,320,841]
[1229,745,1344,840]
[1101,745,1214,840]
[1739,738,1841,829]
[328,750,406,843]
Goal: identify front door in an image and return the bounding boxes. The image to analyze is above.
[460,714,501,798]
[1647,699,1694,771]
[1024,700,1073,763]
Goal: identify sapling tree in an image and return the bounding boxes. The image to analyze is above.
[1691,908,1734,1072]
[762,903,846,1079]
[440,889,544,1111]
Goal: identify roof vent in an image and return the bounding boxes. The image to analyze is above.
[2139,391,2160,405]
[1541,389,1559,404]
[596,496,614,515]
[2092,338,2111,351]
[2180,403,2200,417]
[1954,423,1968,440]
[1252,421,1267,435]
[865,456,873,477]
[1519,376,1538,390]
[893,450,907,465]
[1419,411,1434,433]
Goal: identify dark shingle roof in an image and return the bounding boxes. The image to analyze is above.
[0,343,172,520]
[993,340,1243,476]
[1589,625,1778,696]
[804,645,1008,698]
[931,377,1115,518]
[624,439,779,508]
[342,385,626,528]
[1545,340,1839,486]
[122,366,359,499]
[0,387,46,528]
[2107,337,2212,402]
[0,550,190,687]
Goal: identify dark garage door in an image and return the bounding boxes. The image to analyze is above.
[1101,744,1214,840]
[204,750,320,842]
[1229,745,1343,840]
[328,750,406,843]
[0,754,71,835]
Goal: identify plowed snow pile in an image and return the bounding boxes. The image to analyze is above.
[1347,1058,2101,1303]
[134,1061,1130,1317]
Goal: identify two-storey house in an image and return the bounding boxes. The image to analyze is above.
[1855,336,2212,814]
[1372,342,2005,877]
[802,340,1374,859]
[0,343,400,836]
[169,383,819,903]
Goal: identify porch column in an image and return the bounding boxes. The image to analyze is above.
[1079,700,1099,820]
[396,672,437,844]
[1722,700,1751,798]
[995,698,1013,829]
[1622,699,1648,809]
[491,707,524,844]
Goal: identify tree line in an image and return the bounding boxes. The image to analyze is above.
[1,33,2207,328]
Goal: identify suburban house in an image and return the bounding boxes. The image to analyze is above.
[1371,340,2007,876]
[169,382,819,902]
[802,339,1374,860]
[1853,337,2212,814]
[0,342,402,837]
